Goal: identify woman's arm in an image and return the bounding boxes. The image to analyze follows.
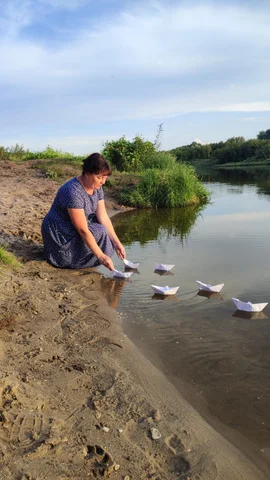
[67,208,114,270]
[96,200,126,259]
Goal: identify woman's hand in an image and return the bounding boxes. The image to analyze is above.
[98,253,114,271]
[113,240,126,260]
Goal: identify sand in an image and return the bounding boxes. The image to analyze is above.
[0,160,269,480]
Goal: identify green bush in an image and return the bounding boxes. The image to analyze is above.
[120,164,209,208]
[102,137,140,171]
[102,135,160,172]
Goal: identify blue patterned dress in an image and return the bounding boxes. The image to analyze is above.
[41,177,114,268]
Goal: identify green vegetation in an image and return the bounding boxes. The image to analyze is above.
[0,125,209,208]
[0,144,84,164]
[170,129,270,167]
[101,127,209,207]
[102,124,165,173]
[120,164,209,208]
[0,246,21,270]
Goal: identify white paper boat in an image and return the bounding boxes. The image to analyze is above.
[113,269,133,279]
[196,281,224,293]
[151,285,179,296]
[123,259,140,269]
[232,298,268,313]
[155,263,175,272]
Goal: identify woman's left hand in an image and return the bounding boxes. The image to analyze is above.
[114,240,126,260]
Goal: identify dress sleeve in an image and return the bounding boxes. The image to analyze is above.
[60,182,85,209]
[97,187,104,201]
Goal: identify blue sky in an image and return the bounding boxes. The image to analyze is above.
[1,0,270,154]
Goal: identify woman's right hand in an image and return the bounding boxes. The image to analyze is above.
[98,254,114,271]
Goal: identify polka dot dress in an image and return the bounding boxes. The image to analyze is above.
[41,177,114,268]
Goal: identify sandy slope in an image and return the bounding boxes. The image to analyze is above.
[0,160,269,479]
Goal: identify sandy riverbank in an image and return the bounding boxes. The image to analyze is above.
[0,160,268,479]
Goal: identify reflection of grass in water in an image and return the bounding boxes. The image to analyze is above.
[112,203,206,246]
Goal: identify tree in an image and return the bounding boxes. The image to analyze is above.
[257,129,270,140]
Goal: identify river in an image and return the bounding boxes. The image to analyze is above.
[100,167,270,469]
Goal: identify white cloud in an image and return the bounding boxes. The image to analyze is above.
[194,138,209,145]
[214,102,270,112]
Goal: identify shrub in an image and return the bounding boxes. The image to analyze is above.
[102,137,139,172]
[102,135,161,172]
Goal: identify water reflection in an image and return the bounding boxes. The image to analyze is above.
[197,165,270,195]
[151,293,179,302]
[101,277,128,309]
[197,290,224,300]
[154,269,174,276]
[124,267,140,275]
[113,203,206,246]
[232,310,268,320]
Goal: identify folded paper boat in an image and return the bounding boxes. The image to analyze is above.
[151,285,179,295]
[123,259,140,269]
[196,281,224,293]
[232,298,268,312]
[113,269,133,279]
[155,263,175,272]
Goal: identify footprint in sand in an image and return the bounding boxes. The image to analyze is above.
[85,444,117,477]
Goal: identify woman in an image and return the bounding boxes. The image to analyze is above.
[41,153,125,271]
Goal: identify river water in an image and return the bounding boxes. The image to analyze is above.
[100,167,270,466]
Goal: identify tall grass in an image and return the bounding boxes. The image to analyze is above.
[120,164,209,208]
[141,151,177,170]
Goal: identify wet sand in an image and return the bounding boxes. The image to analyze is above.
[0,160,269,479]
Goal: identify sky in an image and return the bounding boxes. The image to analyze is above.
[1,0,270,155]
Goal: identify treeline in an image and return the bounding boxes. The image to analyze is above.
[170,129,270,165]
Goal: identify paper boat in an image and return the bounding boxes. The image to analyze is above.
[196,281,224,293]
[155,263,175,272]
[232,298,268,312]
[151,285,179,295]
[123,259,140,269]
[113,269,133,279]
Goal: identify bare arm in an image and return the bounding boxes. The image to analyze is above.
[67,207,114,270]
[96,200,126,259]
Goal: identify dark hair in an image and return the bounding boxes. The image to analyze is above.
[82,153,112,176]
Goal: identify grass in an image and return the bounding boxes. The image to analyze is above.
[120,164,210,208]
[30,158,81,181]
[0,246,21,270]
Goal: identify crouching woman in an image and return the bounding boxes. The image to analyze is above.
[41,153,125,271]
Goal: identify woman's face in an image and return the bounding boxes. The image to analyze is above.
[87,172,108,190]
